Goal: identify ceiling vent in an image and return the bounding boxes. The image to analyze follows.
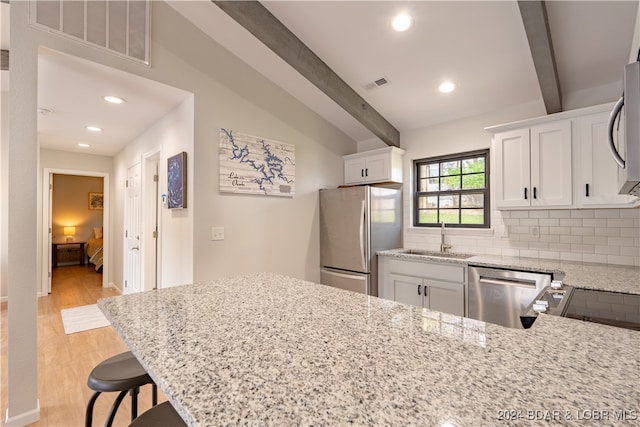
[364,75,391,90]
[28,0,150,64]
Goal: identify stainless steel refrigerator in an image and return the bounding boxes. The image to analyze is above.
[319,185,402,296]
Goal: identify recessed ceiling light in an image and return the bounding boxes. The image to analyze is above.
[77,143,91,148]
[438,81,457,93]
[86,126,103,132]
[392,14,413,32]
[103,95,125,104]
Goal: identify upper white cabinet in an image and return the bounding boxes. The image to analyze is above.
[493,120,572,209]
[575,111,638,207]
[343,146,405,185]
[488,103,639,210]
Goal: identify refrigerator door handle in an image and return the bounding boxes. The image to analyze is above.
[359,200,366,270]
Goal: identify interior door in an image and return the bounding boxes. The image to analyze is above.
[124,163,142,294]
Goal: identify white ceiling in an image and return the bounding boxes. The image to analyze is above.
[37,49,191,156]
[6,1,640,156]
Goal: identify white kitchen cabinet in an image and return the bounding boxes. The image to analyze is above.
[379,257,466,317]
[575,111,638,207]
[343,146,405,185]
[492,120,572,209]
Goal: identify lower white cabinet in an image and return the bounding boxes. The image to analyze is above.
[379,257,466,317]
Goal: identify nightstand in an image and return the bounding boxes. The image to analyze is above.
[52,242,86,268]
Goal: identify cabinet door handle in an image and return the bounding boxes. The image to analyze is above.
[417,284,422,296]
[365,168,369,177]
[533,187,537,199]
[586,183,590,197]
[361,169,364,177]
[524,188,528,200]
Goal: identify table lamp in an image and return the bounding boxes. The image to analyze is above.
[64,226,76,243]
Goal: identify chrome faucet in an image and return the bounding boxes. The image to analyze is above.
[440,222,451,253]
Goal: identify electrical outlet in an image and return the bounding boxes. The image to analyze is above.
[531,226,540,238]
[211,227,225,241]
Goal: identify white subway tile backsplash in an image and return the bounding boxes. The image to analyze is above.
[520,249,539,258]
[620,246,640,257]
[539,251,560,260]
[560,219,583,227]
[550,243,572,252]
[582,253,608,264]
[529,211,549,219]
[608,237,635,247]
[582,218,608,227]
[571,244,594,253]
[594,227,621,237]
[561,252,583,262]
[412,208,639,267]
[510,211,529,219]
[571,227,595,236]
[619,209,640,218]
[595,245,620,255]
[571,210,595,219]
[511,226,530,234]
[582,236,608,246]
[549,227,565,235]
[549,210,571,218]
[594,209,620,219]
[540,235,560,243]
[502,249,520,257]
[608,255,635,265]
[607,219,636,228]
[560,235,583,244]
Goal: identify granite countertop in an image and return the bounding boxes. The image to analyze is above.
[378,249,640,295]
[99,272,640,426]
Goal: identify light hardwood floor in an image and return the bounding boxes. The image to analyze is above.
[1,265,163,427]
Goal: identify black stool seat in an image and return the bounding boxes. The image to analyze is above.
[129,402,186,427]
[88,351,152,392]
[85,351,157,427]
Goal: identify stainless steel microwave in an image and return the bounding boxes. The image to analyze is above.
[608,61,640,197]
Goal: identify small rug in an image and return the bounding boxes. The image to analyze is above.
[61,304,111,334]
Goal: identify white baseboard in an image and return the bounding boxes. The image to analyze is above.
[107,282,122,294]
[5,400,40,426]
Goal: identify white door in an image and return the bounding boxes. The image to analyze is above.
[124,163,142,294]
[47,174,53,293]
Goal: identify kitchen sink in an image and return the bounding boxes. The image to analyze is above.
[399,249,474,260]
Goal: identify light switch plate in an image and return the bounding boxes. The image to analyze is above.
[211,227,225,241]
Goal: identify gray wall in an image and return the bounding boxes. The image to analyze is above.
[5,1,355,422]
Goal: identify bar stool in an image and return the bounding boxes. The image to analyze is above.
[85,351,158,427]
[129,401,187,427]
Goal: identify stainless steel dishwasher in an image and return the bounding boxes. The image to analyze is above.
[468,266,552,329]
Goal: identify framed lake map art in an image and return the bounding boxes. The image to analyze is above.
[219,129,295,197]
[168,152,187,209]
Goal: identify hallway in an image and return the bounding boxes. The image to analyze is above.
[1,266,162,426]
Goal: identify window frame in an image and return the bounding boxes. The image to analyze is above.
[413,149,490,229]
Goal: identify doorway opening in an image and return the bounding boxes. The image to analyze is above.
[42,168,110,295]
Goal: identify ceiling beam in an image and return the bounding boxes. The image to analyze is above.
[1,50,8,71]
[518,0,562,114]
[212,1,400,147]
